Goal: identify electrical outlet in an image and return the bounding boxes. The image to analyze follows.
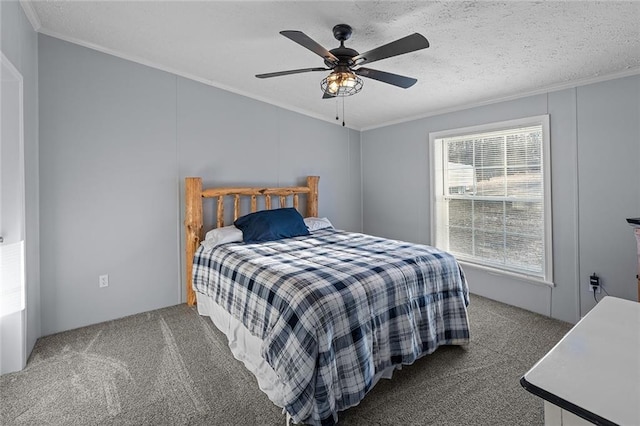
[589,273,601,293]
[99,274,109,288]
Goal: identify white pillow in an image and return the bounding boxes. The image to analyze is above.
[304,217,334,231]
[201,225,243,250]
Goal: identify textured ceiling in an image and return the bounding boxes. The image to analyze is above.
[24,1,640,130]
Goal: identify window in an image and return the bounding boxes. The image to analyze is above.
[430,116,552,284]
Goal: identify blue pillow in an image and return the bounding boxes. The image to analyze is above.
[234,208,310,243]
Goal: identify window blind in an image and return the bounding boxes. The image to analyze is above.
[437,124,547,277]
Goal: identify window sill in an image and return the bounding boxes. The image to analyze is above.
[458,260,555,288]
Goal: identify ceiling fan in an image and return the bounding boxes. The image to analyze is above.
[256,24,430,98]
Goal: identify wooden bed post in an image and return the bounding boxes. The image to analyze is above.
[185,177,203,306]
[307,176,319,217]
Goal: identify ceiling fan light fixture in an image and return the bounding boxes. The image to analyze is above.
[321,71,363,97]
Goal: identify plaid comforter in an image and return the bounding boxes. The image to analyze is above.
[192,229,470,425]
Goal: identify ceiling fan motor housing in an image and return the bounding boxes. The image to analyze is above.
[325,47,359,68]
[325,24,359,68]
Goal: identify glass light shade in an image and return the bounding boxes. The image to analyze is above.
[320,71,363,97]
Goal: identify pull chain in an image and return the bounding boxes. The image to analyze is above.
[334,96,347,127]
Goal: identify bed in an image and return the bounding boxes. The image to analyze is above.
[185,176,470,425]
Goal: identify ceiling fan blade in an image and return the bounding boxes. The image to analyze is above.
[352,33,429,66]
[354,67,417,88]
[280,31,339,64]
[256,67,329,79]
[322,92,336,99]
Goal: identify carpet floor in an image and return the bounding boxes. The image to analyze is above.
[1,294,571,425]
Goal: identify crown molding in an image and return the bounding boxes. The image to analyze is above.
[35,28,359,131]
[19,1,41,32]
[361,67,640,131]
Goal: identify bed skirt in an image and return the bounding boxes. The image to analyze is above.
[195,291,400,416]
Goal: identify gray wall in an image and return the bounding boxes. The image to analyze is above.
[577,77,640,315]
[362,75,640,323]
[1,0,41,355]
[38,35,361,335]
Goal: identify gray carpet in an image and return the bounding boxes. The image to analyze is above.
[1,294,571,425]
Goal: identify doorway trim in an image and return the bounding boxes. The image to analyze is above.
[1,50,28,374]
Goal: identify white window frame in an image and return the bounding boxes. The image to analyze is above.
[429,115,553,286]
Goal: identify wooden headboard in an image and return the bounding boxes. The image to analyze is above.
[184,176,319,306]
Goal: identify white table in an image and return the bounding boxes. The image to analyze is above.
[521,296,640,425]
